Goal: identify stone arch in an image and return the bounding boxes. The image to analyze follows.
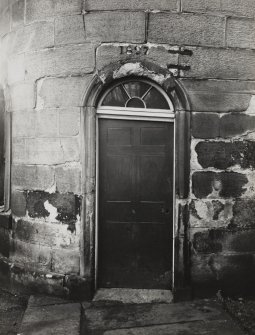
[80,61,191,296]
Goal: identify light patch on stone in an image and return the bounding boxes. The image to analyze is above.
[245,95,255,114]
[195,200,209,219]
[190,139,202,170]
[190,199,234,229]
[36,78,45,110]
[241,172,255,198]
[44,200,58,223]
[113,62,171,84]
[45,180,56,194]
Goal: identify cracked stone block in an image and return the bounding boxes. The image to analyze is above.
[192,171,248,198]
[195,141,255,170]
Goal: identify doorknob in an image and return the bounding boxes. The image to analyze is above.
[131,209,136,215]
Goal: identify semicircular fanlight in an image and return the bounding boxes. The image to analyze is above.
[100,81,170,110]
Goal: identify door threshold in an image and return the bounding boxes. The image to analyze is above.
[93,288,173,304]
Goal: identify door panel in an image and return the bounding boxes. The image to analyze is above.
[98,119,174,289]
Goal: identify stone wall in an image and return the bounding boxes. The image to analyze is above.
[0,0,254,298]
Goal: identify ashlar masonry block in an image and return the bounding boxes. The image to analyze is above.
[226,17,255,50]
[86,0,178,11]
[12,21,54,54]
[37,76,92,108]
[55,15,85,45]
[26,0,81,23]
[149,13,225,47]
[180,47,255,80]
[55,165,81,195]
[10,82,35,111]
[85,12,145,43]
[12,165,54,191]
[25,44,95,80]
[182,0,255,18]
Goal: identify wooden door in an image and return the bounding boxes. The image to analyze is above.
[98,119,174,289]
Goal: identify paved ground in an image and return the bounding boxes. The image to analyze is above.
[14,293,245,335]
[0,289,28,335]
[0,288,247,335]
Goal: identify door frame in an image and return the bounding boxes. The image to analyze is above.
[95,109,176,291]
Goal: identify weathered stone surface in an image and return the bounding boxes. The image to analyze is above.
[96,44,179,70]
[189,112,255,139]
[85,12,145,43]
[11,0,24,29]
[192,172,248,198]
[231,200,255,229]
[227,17,255,49]
[11,191,26,216]
[55,165,81,194]
[192,228,255,254]
[220,113,255,138]
[12,110,36,137]
[149,13,225,47]
[11,239,52,272]
[182,0,255,18]
[20,302,81,335]
[180,47,255,80]
[26,191,80,230]
[12,164,54,191]
[86,0,178,10]
[195,141,255,169]
[26,0,81,23]
[190,199,233,229]
[191,253,255,296]
[10,82,34,111]
[180,79,255,112]
[59,108,80,136]
[55,15,85,45]
[188,92,251,112]
[27,191,49,219]
[13,137,80,165]
[37,76,92,108]
[192,113,220,139]
[51,248,80,274]
[13,219,79,248]
[12,21,54,53]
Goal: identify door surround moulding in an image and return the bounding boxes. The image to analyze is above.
[80,62,191,297]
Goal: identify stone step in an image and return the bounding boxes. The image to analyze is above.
[93,288,174,304]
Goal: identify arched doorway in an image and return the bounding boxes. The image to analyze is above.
[95,79,175,290]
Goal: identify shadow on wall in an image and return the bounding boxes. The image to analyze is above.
[0,86,5,207]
